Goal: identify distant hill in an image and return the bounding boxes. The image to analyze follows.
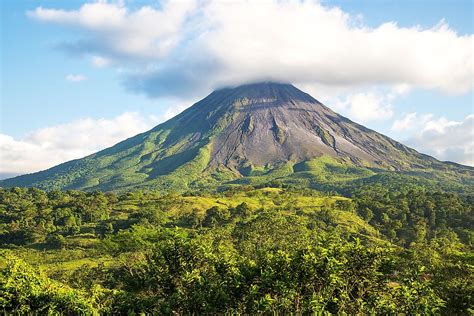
[2,82,472,192]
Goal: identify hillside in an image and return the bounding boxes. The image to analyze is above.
[1,185,472,314]
[1,82,472,192]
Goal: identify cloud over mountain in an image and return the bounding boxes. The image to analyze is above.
[29,0,473,98]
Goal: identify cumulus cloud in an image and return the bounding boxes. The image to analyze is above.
[91,55,112,67]
[396,113,474,166]
[330,90,395,123]
[28,1,197,60]
[391,112,464,133]
[28,0,473,99]
[392,112,419,131]
[66,74,87,82]
[0,113,160,176]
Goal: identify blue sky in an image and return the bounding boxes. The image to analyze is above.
[1,0,473,176]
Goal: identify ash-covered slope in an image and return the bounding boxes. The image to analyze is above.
[206,83,426,170]
[2,82,471,191]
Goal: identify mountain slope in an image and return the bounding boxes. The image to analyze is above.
[2,82,472,192]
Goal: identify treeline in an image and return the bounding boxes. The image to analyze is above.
[0,185,471,248]
[353,186,473,247]
[0,186,472,314]
[0,188,117,246]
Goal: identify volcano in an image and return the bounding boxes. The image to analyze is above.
[2,82,472,191]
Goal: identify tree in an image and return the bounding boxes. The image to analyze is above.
[336,199,355,213]
[232,202,251,218]
[202,206,230,227]
[359,207,374,222]
[46,233,66,249]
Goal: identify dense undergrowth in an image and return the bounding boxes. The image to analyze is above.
[0,184,472,314]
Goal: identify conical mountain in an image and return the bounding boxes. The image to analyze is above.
[2,82,472,192]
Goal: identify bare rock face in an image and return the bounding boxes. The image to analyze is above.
[2,82,471,191]
[174,82,436,172]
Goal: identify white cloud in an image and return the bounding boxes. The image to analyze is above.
[392,112,419,131]
[91,55,112,67]
[391,112,438,132]
[330,90,395,123]
[66,74,87,82]
[402,114,474,166]
[29,0,473,98]
[159,98,198,121]
[28,0,197,60]
[421,116,461,134]
[391,112,464,133]
[0,113,160,175]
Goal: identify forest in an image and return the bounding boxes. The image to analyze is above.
[0,183,472,314]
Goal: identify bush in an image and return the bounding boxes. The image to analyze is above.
[0,252,98,314]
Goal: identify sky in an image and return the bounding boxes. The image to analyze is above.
[1,0,473,178]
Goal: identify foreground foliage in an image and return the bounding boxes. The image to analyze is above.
[0,253,100,314]
[0,185,472,314]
